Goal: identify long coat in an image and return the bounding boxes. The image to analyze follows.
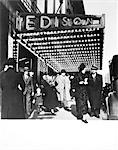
[72,72,89,115]
[88,73,103,109]
[64,76,71,101]
[41,79,59,109]
[0,68,25,119]
[55,75,71,102]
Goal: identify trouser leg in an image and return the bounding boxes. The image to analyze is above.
[26,93,31,115]
[75,98,83,119]
[94,108,100,116]
[59,90,64,107]
[64,90,71,108]
[60,90,64,102]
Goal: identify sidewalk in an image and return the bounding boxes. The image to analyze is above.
[29,106,103,120]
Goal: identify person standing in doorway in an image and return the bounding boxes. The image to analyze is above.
[88,65,103,118]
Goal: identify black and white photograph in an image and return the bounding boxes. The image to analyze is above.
[0,0,118,150]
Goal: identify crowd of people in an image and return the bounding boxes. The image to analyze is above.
[0,58,115,122]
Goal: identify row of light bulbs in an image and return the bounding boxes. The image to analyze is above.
[40,51,100,56]
[18,28,100,37]
[33,47,101,54]
[33,45,101,51]
[39,50,100,55]
[29,39,101,45]
[23,34,101,42]
[32,44,101,49]
[19,29,101,39]
[47,58,94,64]
[42,54,100,60]
[35,49,96,56]
[43,58,100,62]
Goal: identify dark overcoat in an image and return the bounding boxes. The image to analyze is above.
[41,79,59,109]
[71,72,89,115]
[87,73,103,109]
[0,68,25,119]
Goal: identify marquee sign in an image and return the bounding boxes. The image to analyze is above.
[16,13,105,32]
[15,13,105,72]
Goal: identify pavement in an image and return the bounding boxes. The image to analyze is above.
[29,104,107,120]
[0,99,108,120]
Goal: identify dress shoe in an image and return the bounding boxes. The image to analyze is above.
[81,119,88,123]
[54,108,59,112]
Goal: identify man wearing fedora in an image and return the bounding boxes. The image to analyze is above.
[0,58,25,119]
[23,67,34,117]
[87,65,103,118]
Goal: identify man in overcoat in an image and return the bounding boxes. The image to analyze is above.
[23,68,34,117]
[88,65,103,118]
[0,58,25,119]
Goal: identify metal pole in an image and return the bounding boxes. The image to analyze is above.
[53,0,55,14]
[44,0,48,13]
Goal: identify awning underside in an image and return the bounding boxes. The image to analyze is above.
[17,27,104,72]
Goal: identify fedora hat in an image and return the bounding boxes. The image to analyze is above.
[5,58,16,66]
[78,63,86,70]
[91,65,98,70]
[61,69,66,73]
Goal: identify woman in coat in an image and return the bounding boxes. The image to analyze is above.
[0,58,25,119]
[41,74,59,115]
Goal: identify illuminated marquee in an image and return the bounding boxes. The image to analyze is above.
[15,13,105,72]
[16,13,105,31]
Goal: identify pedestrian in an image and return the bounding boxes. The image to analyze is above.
[41,74,59,115]
[72,63,89,123]
[0,58,25,119]
[29,70,37,111]
[106,91,118,120]
[88,65,103,118]
[63,74,71,110]
[23,67,34,118]
[33,86,44,114]
[55,69,71,109]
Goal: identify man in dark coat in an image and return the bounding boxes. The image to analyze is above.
[88,65,103,118]
[0,58,25,119]
[71,63,89,123]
